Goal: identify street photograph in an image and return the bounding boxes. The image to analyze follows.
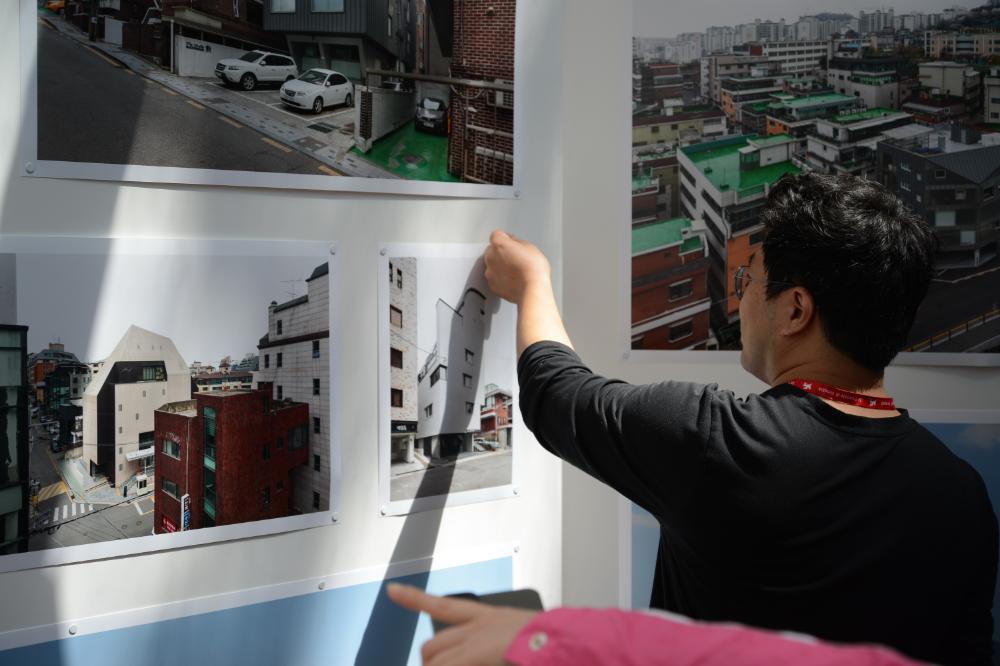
[385,252,515,505]
[630,0,1000,356]
[31,0,517,189]
[0,239,334,563]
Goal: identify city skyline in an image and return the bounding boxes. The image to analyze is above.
[634,0,970,39]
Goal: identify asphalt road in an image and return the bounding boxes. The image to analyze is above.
[29,493,154,551]
[37,21,330,174]
[390,449,513,501]
[906,257,1000,351]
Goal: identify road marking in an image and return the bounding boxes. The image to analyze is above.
[61,505,68,521]
[160,86,178,96]
[218,115,243,129]
[318,165,341,176]
[71,503,76,517]
[186,100,206,111]
[36,481,66,502]
[261,137,293,153]
[88,504,93,512]
[39,19,54,30]
[77,503,87,515]
[81,44,122,69]
[134,501,143,516]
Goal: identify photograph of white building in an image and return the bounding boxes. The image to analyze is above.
[382,249,516,510]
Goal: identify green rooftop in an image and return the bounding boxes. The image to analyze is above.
[779,92,855,109]
[682,135,801,196]
[632,218,704,255]
[632,172,656,193]
[829,107,900,124]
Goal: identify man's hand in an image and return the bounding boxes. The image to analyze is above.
[387,583,538,666]
[483,230,573,356]
[483,230,552,306]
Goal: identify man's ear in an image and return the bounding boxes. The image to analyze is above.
[779,287,815,337]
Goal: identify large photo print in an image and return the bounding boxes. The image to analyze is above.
[23,0,518,197]
[0,237,337,572]
[630,0,1000,362]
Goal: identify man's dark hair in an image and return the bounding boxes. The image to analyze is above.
[759,172,938,373]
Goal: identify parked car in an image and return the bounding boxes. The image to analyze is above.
[215,50,297,91]
[50,440,60,454]
[415,97,448,135]
[280,69,354,114]
[44,0,66,15]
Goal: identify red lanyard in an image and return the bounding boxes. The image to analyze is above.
[789,379,896,411]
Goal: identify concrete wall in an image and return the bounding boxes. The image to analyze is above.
[173,36,248,79]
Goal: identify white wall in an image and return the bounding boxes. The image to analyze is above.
[559,0,1000,610]
[1,0,563,640]
[173,36,247,78]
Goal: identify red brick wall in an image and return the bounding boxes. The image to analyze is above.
[632,247,710,325]
[633,311,711,350]
[153,409,200,534]
[447,0,516,185]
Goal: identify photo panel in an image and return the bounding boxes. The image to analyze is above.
[627,0,1000,366]
[911,409,1000,655]
[378,243,516,516]
[0,236,338,572]
[20,0,520,198]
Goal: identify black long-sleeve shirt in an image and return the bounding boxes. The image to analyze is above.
[518,341,998,666]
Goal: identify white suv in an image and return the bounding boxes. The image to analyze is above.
[215,51,298,91]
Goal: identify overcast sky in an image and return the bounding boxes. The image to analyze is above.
[634,0,971,38]
[9,250,325,367]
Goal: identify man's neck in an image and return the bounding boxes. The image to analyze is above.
[769,362,900,418]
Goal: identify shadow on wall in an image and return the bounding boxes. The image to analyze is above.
[354,259,499,665]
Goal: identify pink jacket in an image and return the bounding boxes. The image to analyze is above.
[505,608,925,666]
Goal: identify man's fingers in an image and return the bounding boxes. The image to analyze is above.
[386,584,485,624]
[420,624,465,663]
[490,229,513,246]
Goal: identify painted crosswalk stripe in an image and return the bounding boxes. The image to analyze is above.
[134,501,143,516]
[61,505,68,521]
[78,504,87,515]
[89,504,93,512]
[71,503,76,517]
[36,482,66,502]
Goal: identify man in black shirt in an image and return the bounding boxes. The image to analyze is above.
[484,173,998,665]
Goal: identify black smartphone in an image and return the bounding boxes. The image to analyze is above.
[431,589,545,634]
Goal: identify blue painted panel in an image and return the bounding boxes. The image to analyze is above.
[0,557,512,666]
[630,503,659,610]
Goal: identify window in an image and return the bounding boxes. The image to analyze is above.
[313,454,321,471]
[271,0,295,12]
[312,340,320,359]
[313,492,321,510]
[163,478,179,500]
[119,404,122,412]
[396,268,403,288]
[313,416,321,434]
[390,306,403,327]
[391,388,403,407]
[389,261,394,284]
[277,480,284,490]
[955,189,967,201]
[668,279,694,302]
[935,169,946,179]
[277,437,284,449]
[233,0,240,17]
[276,320,283,335]
[135,413,139,420]
[463,374,473,388]
[204,407,217,460]
[262,486,270,510]
[163,439,181,460]
[263,443,270,460]
[960,230,976,246]
[424,404,433,418]
[313,378,320,395]
[390,348,403,368]
[650,126,660,134]
[277,385,283,399]
[430,365,444,386]
[277,353,283,368]
[466,402,474,414]
[311,0,343,11]
[264,354,270,369]
[935,210,956,228]
[289,423,308,449]
[465,349,475,363]
[668,319,694,342]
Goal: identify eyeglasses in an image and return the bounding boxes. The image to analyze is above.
[733,265,796,300]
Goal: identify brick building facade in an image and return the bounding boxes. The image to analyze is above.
[153,388,309,534]
[447,0,515,185]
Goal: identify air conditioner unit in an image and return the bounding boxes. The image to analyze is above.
[491,79,515,110]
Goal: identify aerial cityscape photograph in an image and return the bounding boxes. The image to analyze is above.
[0,246,332,559]
[631,0,1000,356]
